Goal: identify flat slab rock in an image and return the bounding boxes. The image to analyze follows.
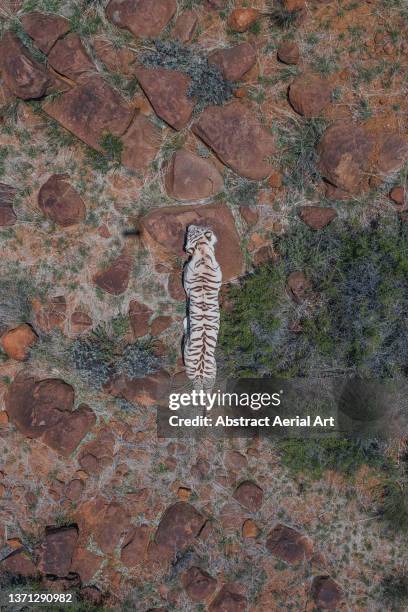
[172,10,198,43]
[76,497,131,555]
[39,526,79,577]
[38,174,86,227]
[48,33,95,82]
[43,76,134,151]
[0,183,17,226]
[266,523,314,564]
[140,202,245,282]
[5,375,96,456]
[233,480,263,511]
[375,131,408,174]
[135,65,195,131]
[0,31,51,99]
[92,38,138,76]
[106,0,177,38]
[21,11,71,54]
[93,249,132,295]
[165,148,224,201]
[121,112,162,172]
[317,121,374,194]
[120,525,150,567]
[128,299,153,337]
[209,42,256,81]
[192,101,275,180]
[152,502,206,558]
[1,548,38,578]
[209,583,247,611]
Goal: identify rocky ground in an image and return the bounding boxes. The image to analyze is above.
[0,0,407,610]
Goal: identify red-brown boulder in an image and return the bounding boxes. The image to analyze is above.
[120,525,150,567]
[233,480,263,511]
[287,271,311,302]
[376,132,408,174]
[277,41,300,65]
[5,376,95,455]
[266,524,314,564]
[34,295,67,332]
[389,185,406,205]
[168,271,185,301]
[106,370,171,407]
[209,43,256,81]
[289,73,332,117]
[1,323,37,361]
[182,566,217,602]
[311,575,344,610]
[93,38,137,76]
[1,548,38,578]
[153,502,206,558]
[71,311,93,334]
[298,206,337,230]
[228,8,258,32]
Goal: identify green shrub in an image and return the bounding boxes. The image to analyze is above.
[220,217,408,378]
[377,478,408,533]
[380,569,408,610]
[279,438,388,479]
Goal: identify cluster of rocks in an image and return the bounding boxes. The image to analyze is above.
[1,1,407,608]
[1,491,344,610]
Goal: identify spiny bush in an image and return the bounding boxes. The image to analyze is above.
[268,1,303,30]
[273,117,328,193]
[71,324,160,389]
[141,40,234,110]
[0,276,34,333]
[118,343,160,379]
[219,216,408,378]
[222,172,260,207]
[71,330,114,388]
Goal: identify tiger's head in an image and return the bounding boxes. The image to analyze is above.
[185,225,217,255]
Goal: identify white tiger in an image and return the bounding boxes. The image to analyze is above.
[183,225,222,390]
